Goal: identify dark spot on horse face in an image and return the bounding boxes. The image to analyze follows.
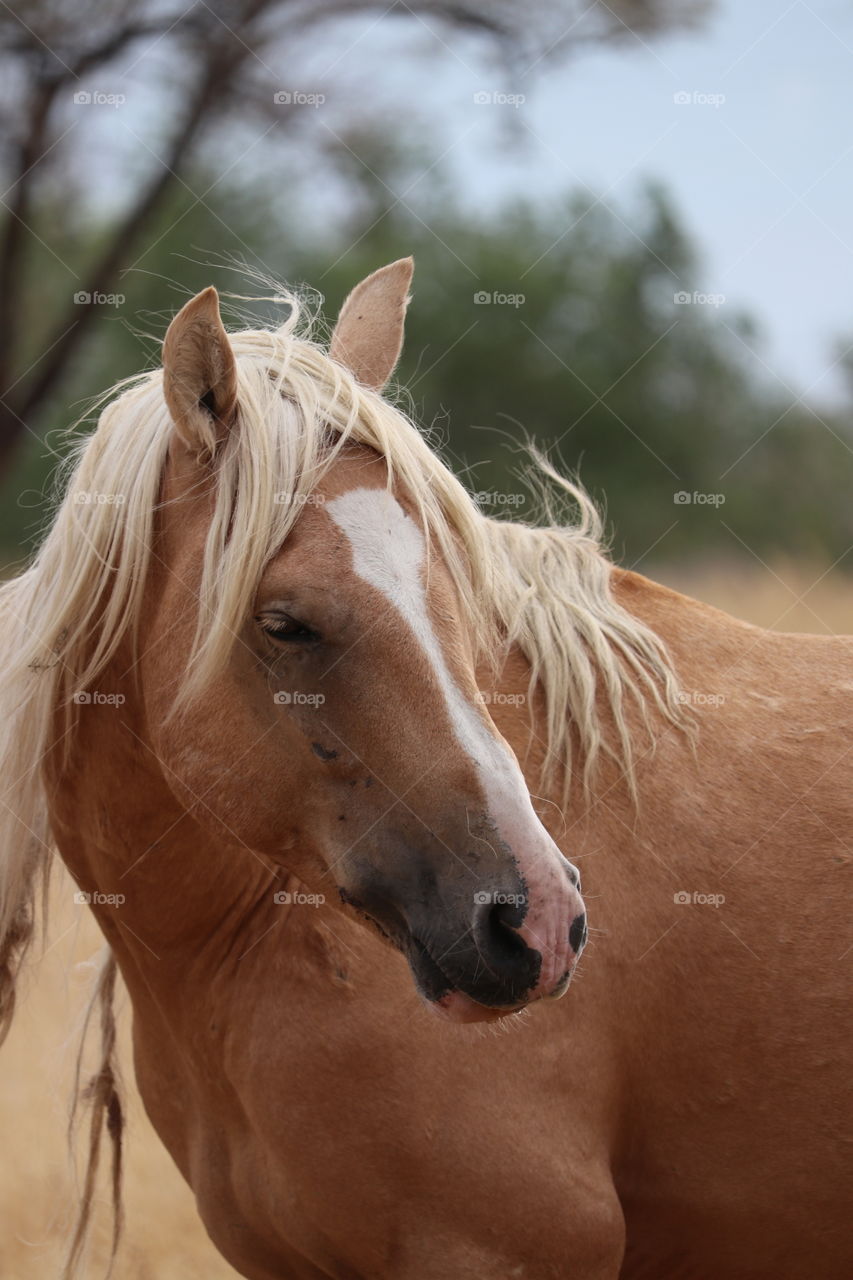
[312,742,338,761]
[363,777,374,788]
[338,814,346,821]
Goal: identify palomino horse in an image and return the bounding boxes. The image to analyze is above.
[0,259,849,1279]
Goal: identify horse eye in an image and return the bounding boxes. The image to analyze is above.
[258,614,320,644]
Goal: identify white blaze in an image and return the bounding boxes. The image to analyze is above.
[326,486,582,991]
[326,488,539,839]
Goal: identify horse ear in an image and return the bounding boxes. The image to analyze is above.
[162,286,238,459]
[329,257,413,390]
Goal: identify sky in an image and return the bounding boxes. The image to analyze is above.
[491,0,853,405]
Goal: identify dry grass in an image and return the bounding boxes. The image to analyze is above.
[0,562,850,1279]
[654,559,853,634]
[0,892,240,1280]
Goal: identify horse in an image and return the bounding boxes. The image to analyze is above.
[0,258,849,1279]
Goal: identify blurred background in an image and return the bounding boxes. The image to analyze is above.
[0,0,851,598]
[1,1,852,1276]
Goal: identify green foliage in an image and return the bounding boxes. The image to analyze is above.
[3,172,851,570]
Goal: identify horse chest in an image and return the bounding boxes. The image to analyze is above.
[132,928,619,1280]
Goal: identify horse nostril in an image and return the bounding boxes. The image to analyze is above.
[569,911,588,954]
[476,897,528,963]
[564,861,581,891]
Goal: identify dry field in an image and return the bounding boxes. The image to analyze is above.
[1,563,850,1279]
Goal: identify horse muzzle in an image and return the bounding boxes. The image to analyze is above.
[341,854,587,1024]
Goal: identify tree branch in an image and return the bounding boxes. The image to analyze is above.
[0,74,63,391]
[8,52,243,432]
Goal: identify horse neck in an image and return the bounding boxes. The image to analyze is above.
[45,646,273,1015]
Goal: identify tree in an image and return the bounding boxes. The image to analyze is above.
[0,0,710,472]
